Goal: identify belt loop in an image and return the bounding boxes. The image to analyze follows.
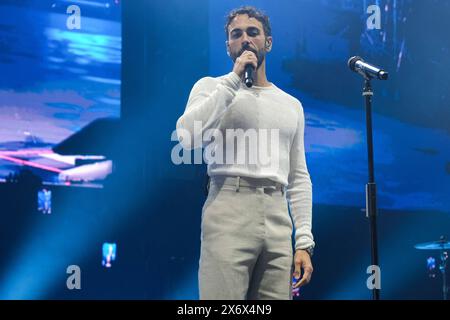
[235,176,240,192]
[281,185,285,196]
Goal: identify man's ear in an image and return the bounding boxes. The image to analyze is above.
[225,40,231,56]
[265,37,273,52]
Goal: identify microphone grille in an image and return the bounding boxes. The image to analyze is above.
[348,56,362,71]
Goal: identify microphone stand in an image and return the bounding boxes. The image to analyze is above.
[362,75,380,300]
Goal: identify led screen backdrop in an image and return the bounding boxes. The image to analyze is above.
[0,0,121,188]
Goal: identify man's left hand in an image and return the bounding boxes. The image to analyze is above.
[292,249,313,289]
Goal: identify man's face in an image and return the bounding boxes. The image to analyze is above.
[227,14,272,69]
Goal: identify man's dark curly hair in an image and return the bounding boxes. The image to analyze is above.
[224,6,272,40]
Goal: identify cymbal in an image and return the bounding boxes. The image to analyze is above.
[415,239,450,250]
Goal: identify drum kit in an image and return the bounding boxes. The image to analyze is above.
[414,236,449,300]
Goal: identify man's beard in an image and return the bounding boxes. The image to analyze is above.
[231,46,266,69]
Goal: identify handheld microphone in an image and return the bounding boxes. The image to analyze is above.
[348,56,388,80]
[244,64,254,88]
[241,42,255,88]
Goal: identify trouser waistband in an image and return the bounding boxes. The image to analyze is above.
[209,175,285,195]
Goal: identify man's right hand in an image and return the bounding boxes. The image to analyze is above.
[232,50,258,78]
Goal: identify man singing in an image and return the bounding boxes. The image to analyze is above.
[176,6,314,300]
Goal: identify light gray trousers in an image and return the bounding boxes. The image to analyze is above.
[199,175,294,300]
